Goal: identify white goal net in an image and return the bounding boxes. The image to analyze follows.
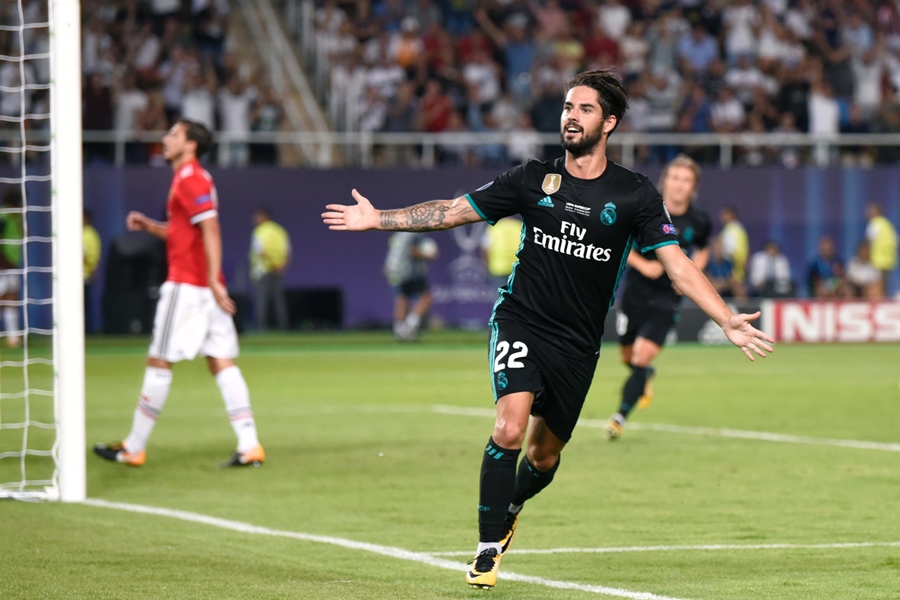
[0,0,84,502]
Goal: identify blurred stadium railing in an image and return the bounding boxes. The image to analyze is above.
[61,130,900,169]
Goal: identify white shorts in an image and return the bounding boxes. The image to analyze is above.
[0,272,20,296]
[148,281,240,363]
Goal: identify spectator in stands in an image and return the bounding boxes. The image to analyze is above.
[418,78,453,133]
[217,75,256,167]
[618,21,649,84]
[677,22,720,76]
[180,69,217,131]
[845,241,883,299]
[192,0,229,72]
[582,19,621,71]
[158,45,200,124]
[529,74,566,160]
[725,55,768,109]
[770,111,803,168]
[807,235,845,298]
[475,9,536,106]
[250,82,283,165]
[865,202,899,295]
[749,240,795,298]
[83,72,114,163]
[840,103,874,166]
[710,86,746,134]
[721,0,760,64]
[506,112,542,165]
[136,91,169,166]
[113,73,150,164]
[597,0,631,41]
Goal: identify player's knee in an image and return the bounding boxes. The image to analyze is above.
[527,448,560,472]
[492,419,526,449]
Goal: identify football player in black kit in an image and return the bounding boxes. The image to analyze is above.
[323,69,773,590]
[605,154,712,440]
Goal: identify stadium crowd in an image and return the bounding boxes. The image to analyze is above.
[316,0,900,167]
[0,0,282,166]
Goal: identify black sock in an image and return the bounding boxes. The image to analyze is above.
[511,455,560,508]
[618,365,649,419]
[478,437,521,543]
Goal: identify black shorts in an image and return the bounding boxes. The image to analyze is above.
[394,276,429,297]
[488,319,598,443]
[618,304,676,347]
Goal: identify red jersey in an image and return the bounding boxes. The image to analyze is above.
[165,159,224,287]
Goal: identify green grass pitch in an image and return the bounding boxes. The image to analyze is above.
[1,332,899,599]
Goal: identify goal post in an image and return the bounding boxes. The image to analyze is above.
[0,0,84,502]
[52,0,85,502]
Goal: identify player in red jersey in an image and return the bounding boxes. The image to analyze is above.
[94,120,265,468]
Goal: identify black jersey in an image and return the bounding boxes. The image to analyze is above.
[621,204,712,312]
[466,157,678,358]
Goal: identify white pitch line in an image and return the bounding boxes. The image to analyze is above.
[432,405,900,453]
[82,498,688,600]
[430,541,900,557]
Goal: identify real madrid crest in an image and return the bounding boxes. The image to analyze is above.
[541,173,562,195]
[600,202,617,225]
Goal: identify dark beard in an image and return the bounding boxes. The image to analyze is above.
[560,127,603,158]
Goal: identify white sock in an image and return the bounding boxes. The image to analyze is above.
[476,542,502,555]
[403,312,421,331]
[124,367,173,453]
[215,365,260,453]
[3,306,18,335]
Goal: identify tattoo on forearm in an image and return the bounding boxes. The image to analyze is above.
[381,210,400,229]
[407,202,449,229]
[380,199,478,231]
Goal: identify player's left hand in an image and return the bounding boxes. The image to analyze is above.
[210,280,236,315]
[723,311,774,361]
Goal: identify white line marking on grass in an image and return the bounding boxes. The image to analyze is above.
[432,406,900,453]
[82,498,689,600]
[430,541,900,557]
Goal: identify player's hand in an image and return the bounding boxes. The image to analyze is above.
[322,189,379,231]
[126,211,149,231]
[723,311,774,361]
[210,280,236,315]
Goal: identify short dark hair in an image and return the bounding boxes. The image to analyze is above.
[255,206,272,219]
[565,69,629,134]
[178,119,213,157]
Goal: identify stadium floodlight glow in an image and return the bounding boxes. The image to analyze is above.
[0,0,84,502]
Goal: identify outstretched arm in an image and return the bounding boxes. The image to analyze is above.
[656,244,774,361]
[322,188,483,232]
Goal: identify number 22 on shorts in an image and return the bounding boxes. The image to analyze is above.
[494,341,529,371]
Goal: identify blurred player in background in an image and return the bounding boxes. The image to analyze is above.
[324,69,773,590]
[0,188,23,348]
[384,231,438,341]
[93,120,265,468]
[605,154,711,440]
